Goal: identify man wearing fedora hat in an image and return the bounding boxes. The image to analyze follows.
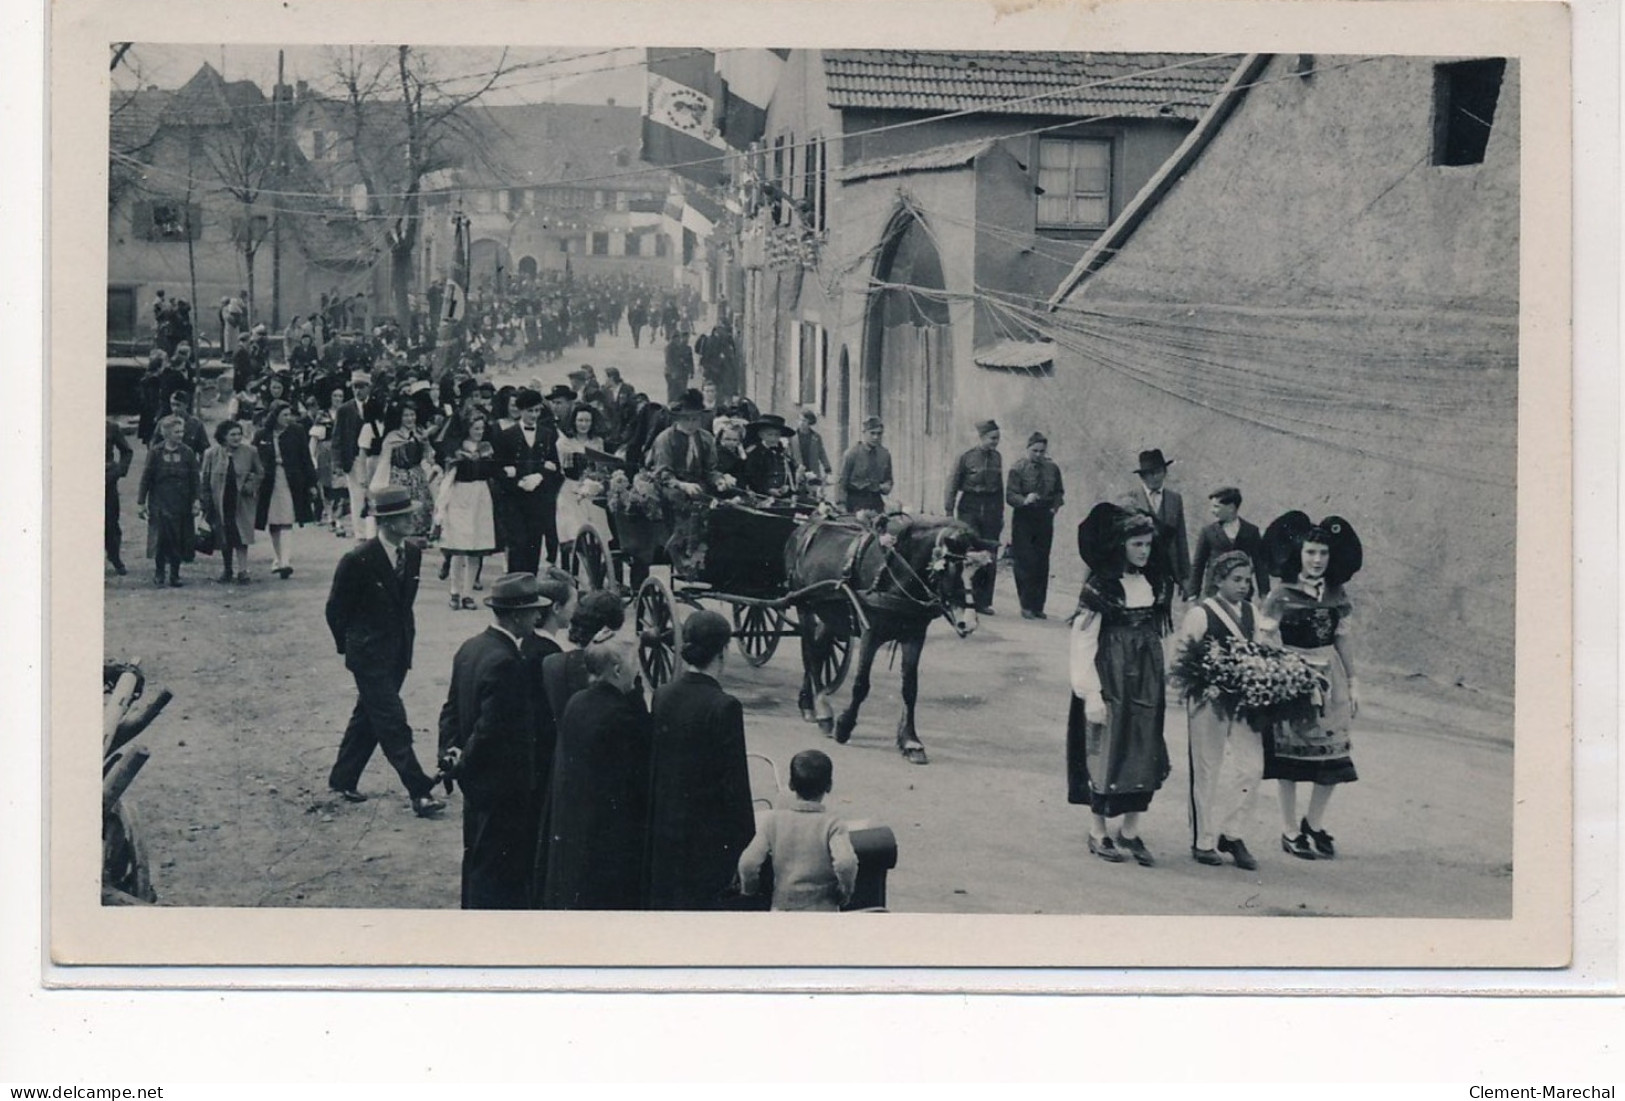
[946,419,1005,615]
[334,371,382,543]
[835,416,892,515]
[325,485,445,817]
[1120,448,1191,599]
[437,572,551,909]
[741,413,800,499]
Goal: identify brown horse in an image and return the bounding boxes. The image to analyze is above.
[786,514,988,764]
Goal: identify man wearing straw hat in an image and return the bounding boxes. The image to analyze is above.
[438,572,552,909]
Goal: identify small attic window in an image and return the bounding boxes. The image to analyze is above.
[1432,58,1506,166]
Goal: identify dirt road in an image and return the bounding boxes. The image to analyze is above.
[102,328,1513,917]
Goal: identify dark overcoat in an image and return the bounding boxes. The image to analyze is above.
[645,671,756,910]
[324,538,421,674]
[254,423,320,529]
[541,682,653,911]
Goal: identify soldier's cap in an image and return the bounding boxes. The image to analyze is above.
[1028,431,1047,446]
[861,416,885,431]
[976,419,1000,436]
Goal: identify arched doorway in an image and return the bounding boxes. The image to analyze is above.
[862,210,954,514]
[517,255,538,278]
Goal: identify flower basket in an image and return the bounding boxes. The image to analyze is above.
[1170,635,1323,730]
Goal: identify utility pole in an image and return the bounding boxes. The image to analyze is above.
[270,49,284,334]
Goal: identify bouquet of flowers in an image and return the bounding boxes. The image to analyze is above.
[1171,636,1322,727]
[604,468,666,522]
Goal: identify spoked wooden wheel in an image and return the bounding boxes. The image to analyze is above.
[810,628,853,693]
[731,603,783,668]
[572,525,607,593]
[634,576,683,689]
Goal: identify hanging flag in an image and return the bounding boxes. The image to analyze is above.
[680,189,723,238]
[715,48,789,149]
[642,47,729,185]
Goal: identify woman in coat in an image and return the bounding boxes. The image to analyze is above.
[1259,511,1363,860]
[645,611,757,910]
[253,400,320,579]
[135,414,200,587]
[199,418,264,584]
[1067,502,1175,866]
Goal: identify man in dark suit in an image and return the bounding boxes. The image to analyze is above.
[437,572,550,909]
[325,485,445,816]
[541,639,654,910]
[492,388,563,574]
[1119,448,1191,599]
[333,371,379,544]
[1189,485,1271,601]
[105,418,133,575]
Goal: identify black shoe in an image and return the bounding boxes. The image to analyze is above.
[1020,609,1038,620]
[438,557,451,581]
[153,573,166,587]
[975,606,995,617]
[1217,835,1258,870]
[1032,610,1047,620]
[330,787,367,804]
[1191,846,1224,866]
[1088,834,1125,863]
[1281,832,1317,860]
[168,574,183,588]
[1301,818,1336,858]
[411,794,446,817]
[1117,834,1156,867]
[111,560,127,576]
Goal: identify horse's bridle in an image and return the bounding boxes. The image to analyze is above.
[879,527,984,638]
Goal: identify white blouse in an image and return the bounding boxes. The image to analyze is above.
[1069,573,1154,703]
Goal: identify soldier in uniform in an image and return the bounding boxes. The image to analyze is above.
[835,416,892,515]
[1005,431,1065,619]
[945,419,1004,615]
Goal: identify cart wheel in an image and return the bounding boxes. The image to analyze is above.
[810,628,854,693]
[102,800,156,903]
[572,525,607,593]
[634,576,683,689]
[731,604,783,668]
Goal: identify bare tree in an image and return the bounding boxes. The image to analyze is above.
[199,97,279,324]
[326,45,515,331]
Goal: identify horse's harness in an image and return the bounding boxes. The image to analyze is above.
[850,523,981,638]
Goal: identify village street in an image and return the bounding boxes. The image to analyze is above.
[102,325,1514,919]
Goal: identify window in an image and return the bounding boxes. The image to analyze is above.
[591,232,609,256]
[508,188,529,211]
[1433,58,1506,166]
[308,129,335,161]
[136,200,201,242]
[1036,138,1112,229]
[624,232,642,257]
[655,234,670,258]
[771,134,787,225]
[804,134,826,233]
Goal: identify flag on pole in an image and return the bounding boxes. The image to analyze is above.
[715,48,788,149]
[680,190,723,237]
[642,48,729,185]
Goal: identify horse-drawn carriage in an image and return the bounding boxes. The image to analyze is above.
[569,487,865,697]
[568,470,991,765]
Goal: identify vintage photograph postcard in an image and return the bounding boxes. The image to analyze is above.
[49,0,1574,973]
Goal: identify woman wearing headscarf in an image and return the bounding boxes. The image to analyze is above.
[370,401,440,539]
[539,590,627,731]
[253,400,320,579]
[645,610,756,910]
[1259,512,1363,860]
[435,412,499,609]
[1067,502,1175,866]
[135,414,201,587]
[199,418,264,584]
[1176,549,1263,870]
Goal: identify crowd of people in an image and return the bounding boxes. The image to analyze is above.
[107,282,1367,906]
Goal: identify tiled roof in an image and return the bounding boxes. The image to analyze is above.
[109,88,173,153]
[836,138,997,182]
[463,103,673,191]
[160,62,266,128]
[823,51,1240,121]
